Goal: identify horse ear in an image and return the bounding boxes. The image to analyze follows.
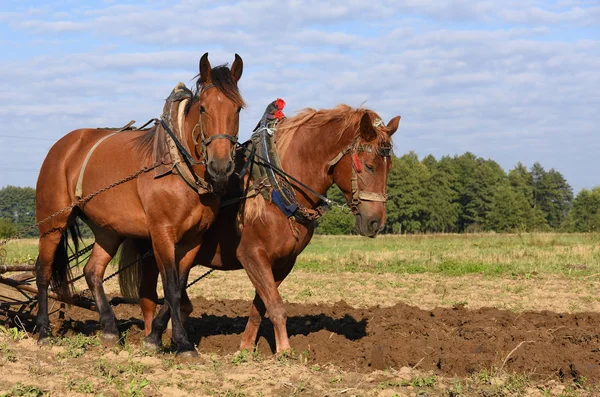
[359,113,377,142]
[386,116,401,136]
[199,52,211,84]
[231,53,243,83]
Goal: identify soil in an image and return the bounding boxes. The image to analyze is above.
[46,297,600,384]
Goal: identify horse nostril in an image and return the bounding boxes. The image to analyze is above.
[207,160,217,176]
[225,160,234,175]
[369,220,379,231]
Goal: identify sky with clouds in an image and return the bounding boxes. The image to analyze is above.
[0,0,598,193]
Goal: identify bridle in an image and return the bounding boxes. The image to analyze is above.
[327,136,392,214]
[191,83,239,164]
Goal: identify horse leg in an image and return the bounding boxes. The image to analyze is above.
[240,260,295,351]
[241,250,293,353]
[239,293,267,351]
[181,287,194,327]
[35,231,64,342]
[145,237,197,355]
[139,258,159,337]
[83,234,124,342]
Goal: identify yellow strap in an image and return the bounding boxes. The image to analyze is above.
[75,132,118,199]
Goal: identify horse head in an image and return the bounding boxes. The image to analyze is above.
[331,113,400,237]
[190,53,244,188]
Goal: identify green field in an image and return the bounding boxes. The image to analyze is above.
[297,233,600,277]
[4,233,600,278]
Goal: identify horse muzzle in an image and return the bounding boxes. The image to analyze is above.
[355,213,385,238]
[207,158,234,184]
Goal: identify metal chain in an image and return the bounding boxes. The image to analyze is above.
[0,165,157,250]
[186,268,214,288]
[103,250,154,284]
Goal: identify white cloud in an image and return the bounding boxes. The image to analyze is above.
[0,0,598,192]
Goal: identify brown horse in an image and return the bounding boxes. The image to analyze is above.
[120,105,400,353]
[35,53,244,355]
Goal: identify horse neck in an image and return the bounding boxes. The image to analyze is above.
[278,119,353,207]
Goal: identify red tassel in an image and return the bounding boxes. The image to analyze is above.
[352,153,362,172]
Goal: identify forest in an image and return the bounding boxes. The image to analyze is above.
[0,151,598,237]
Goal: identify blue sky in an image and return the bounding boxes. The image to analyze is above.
[0,0,598,193]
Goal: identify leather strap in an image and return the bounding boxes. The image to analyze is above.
[358,191,388,202]
[75,120,135,199]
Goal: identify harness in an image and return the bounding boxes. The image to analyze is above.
[75,120,137,199]
[240,102,392,223]
[326,137,392,214]
[74,82,238,198]
[155,82,238,194]
[190,83,238,162]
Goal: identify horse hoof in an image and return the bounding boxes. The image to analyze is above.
[142,338,161,352]
[37,336,52,347]
[176,349,198,362]
[275,348,294,359]
[100,333,119,346]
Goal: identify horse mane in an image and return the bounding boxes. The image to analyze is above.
[276,105,391,157]
[131,64,245,157]
[194,64,246,108]
[130,125,158,159]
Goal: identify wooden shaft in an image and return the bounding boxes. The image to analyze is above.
[0,276,96,310]
[0,264,36,274]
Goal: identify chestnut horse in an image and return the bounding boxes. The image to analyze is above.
[120,105,400,353]
[35,53,244,355]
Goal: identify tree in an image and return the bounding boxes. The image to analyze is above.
[452,153,506,232]
[531,163,573,229]
[423,156,459,232]
[0,186,37,237]
[315,185,355,234]
[570,188,600,232]
[508,163,548,230]
[315,206,355,234]
[486,184,533,232]
[385,152,430,233]
[0,218,17,238]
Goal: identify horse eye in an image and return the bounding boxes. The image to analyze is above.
[200,105,206,113]
[237,107,242,113]
[366,164,375,173]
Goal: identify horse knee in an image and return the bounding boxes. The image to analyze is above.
[268,306,287,324]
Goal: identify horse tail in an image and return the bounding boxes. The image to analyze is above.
[50,220,82,300]
[118,238,150,299]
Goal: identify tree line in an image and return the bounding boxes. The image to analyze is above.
[0,151,598,237]
[318,151,599,235]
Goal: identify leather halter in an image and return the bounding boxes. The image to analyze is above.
[191,83,238,163]
[327,137,391,214]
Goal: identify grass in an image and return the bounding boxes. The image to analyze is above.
[296,233,600,277]
[5,233,600,278]
[0,383,43,397]
[4,233,600,279]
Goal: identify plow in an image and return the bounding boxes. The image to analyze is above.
[0,244,102,330]
[0,244,214,331]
